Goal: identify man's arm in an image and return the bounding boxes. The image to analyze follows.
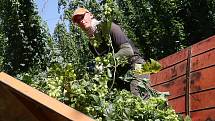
[110,23,134,58]
[114,43,134,58]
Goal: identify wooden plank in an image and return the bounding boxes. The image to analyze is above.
[12,90,70,121]
[168,96,185,113]
[0,72,94,121]
[191,108,215,121]
[190,66,215,93]
[191,35,215,56]
[191,49,215,72]
[190,89,215,111]
[152,76,186,99]
[159,48,188,69]
[0,84,39,121]
[150,61,187,86]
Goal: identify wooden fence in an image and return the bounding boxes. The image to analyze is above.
[150,35,215,121]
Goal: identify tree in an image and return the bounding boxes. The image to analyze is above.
[116,0,187,59]
[53,21,92,64]
[55,0,215,60]
[0,20,7,71]
[116,0,215,59]
[0,0,51,75]
[178,0,215,45]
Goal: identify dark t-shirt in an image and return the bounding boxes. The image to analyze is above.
[89,22,140,57]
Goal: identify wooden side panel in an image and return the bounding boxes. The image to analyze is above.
[190,67,215,93]
[190,90,215,111]
[150,44,189,115]
[152,76,186,99]
[191,35,215,56]
[151,35,215,120]
[191,49,215,72]
[150,60,187,86]
[168,96,185,113]
[191,108,215,121]
[159,48,188,69]
[190,37,215,121]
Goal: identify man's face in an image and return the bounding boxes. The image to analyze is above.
[74,12,93,30]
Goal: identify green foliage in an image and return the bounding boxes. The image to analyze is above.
[178,0,215,45]
[116,0,187,59]
[0,22,7,71]
[0,0,51,75]
[54,0,98,70]
[116,0,215,59]
[53,21,92,65]
[184,115,192,121]
[23,53,180,120]
[133,59,161,74]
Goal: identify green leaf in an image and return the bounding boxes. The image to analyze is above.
[184,115,192,121]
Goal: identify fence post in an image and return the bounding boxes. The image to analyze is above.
[185,47,192,116]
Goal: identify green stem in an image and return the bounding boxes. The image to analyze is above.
[108,35,117,91]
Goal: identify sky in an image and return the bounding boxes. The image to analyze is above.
[36,0,60,34]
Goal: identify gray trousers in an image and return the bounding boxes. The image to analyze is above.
[130,56,150,99]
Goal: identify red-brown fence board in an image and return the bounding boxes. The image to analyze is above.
[191,108,215,121]
[191,49,215,71]
[190,67,215,93]
[168,96,186,113]
[190,90,215,111]
[150,35,215,120]
[191,36,215,56]
[152,76,186,99]
[150,60,187,86]
[159,48,188,69]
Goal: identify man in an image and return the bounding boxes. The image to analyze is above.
[72,7,150,98]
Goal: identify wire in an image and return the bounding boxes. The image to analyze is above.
[45,17,60,21]
[41,0,48,14]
